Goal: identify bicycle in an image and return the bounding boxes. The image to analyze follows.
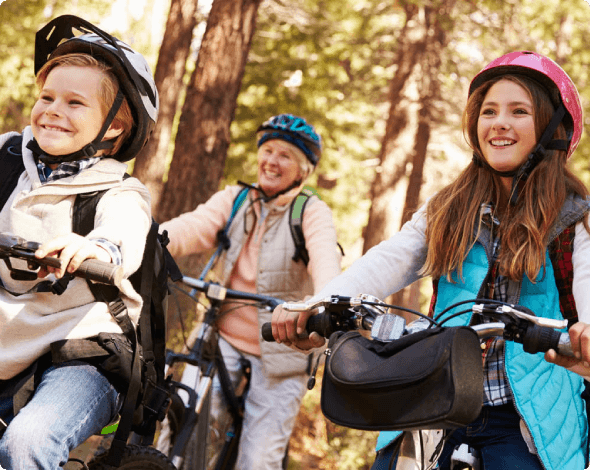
[0,232,176,470]
[155,275,286,470]
[261,294,575,470]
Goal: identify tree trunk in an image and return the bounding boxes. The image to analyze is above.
[132,0,200,215]
[361,3,427,253]
[155,0,261,280]
[362,1,455,311]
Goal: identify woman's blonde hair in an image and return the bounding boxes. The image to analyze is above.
[36,53,134,156]
[422,74,589,282]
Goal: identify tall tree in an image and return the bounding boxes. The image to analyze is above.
[132,0,201,213]
[361,0,456,311]
[155,0,263,226]
[362,0,456,253]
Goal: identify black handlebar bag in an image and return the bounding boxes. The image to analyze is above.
[320,327,483,431]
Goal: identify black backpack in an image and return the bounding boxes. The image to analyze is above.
[0,133,182,466]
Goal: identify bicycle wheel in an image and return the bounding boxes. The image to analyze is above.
[179,386,212,470]
[87,444,176,469]
[155,391,185,455]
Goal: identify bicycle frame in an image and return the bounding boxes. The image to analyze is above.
[159,276,283,470]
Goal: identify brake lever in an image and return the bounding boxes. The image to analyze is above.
[282,295,355,313]
[473,304,568,330]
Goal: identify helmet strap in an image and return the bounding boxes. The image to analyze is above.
[238,179,303,204]
[31,89,124,164]
[507,104,568,205]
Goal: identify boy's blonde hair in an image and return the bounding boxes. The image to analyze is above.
[36,53,135,156]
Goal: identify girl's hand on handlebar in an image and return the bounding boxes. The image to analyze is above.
[35,234,112,279]
[545,322,590,379]
[271,304,325,351]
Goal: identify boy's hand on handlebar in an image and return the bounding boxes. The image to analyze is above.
[35,234,111,279]
[271,304,324,351]
[545,322,590,379]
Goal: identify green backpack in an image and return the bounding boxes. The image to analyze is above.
[199,185,341,280]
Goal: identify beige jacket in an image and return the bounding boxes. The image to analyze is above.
[0,127,151,380]
[162,184,341,377]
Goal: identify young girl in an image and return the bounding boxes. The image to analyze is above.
[0,15,158,469]
[272,51,590,470]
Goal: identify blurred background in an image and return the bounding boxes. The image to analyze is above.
[2,0,589,467]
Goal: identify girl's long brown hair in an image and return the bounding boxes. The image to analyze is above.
[422,74,589,282]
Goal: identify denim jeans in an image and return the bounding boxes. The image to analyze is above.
[0,360,120,470]
[372,404,544,470]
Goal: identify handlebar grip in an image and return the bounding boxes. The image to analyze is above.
[261,313,334,343]
[261,322,274,342]
[522,324,574,357]
[75,259,123,285]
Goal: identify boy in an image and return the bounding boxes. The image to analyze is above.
[0,15,158,469]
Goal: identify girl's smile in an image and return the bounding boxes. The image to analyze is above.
[477,79,537,189]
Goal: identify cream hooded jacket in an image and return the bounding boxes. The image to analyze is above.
[0,128,151,380]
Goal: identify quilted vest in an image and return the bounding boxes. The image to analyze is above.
[220,188,315,378]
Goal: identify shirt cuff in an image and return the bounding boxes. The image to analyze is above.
[91,239,122,266]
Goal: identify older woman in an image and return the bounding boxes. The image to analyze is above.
[159,114,342,469]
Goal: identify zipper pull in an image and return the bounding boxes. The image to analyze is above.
[307,348,331,390]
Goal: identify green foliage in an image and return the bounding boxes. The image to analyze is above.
[226,0,403,256]
[0,0,119,135]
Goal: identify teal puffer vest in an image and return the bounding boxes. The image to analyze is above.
[377,196,590,469]
[432,244,586,470]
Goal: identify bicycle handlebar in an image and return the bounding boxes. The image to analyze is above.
[0,232,122,285]
[260,295,573,357]
[179,275,285,309]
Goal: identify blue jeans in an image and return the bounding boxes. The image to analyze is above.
[372,404,544,470]
[0,360,120,469]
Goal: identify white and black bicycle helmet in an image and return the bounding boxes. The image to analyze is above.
[32,14,159,163]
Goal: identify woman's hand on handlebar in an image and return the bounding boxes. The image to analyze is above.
[35,234,112,279]
[271,304,325,351]
[545,322,590,379]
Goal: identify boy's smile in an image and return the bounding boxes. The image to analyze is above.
[31,65,120,159]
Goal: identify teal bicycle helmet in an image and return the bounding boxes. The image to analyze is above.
[257,114,322,166]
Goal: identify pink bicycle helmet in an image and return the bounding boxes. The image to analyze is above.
[469,51,582,159]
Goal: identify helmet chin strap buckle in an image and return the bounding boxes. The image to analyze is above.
[508,146,547,206]
[80,143,98,158]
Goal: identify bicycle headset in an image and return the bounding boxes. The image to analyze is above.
[257,114,322,166]
[30,14,159,164]
[468,51,583,202]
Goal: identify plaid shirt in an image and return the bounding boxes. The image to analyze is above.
[480,203,512,406]
[36,158,122,266]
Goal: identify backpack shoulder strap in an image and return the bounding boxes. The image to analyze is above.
[548,223,577,327]
[69,177,133,302]
[0,134,25,213]
[217,186,250,250]
[289,186,319,266]
[198,186,250,279]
